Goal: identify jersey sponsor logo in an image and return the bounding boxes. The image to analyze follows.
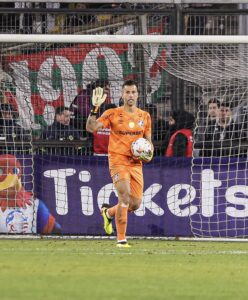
[117,130,143,135]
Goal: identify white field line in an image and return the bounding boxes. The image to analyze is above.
[1,235,248,243]
[0,248,248,255]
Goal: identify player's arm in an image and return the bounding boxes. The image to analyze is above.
[86,87,107,133]
[144,133,153,150]
[86,115,104,133]
[140,132,154,162]
[140,112,154,162]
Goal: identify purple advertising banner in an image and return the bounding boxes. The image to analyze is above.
[33,156,248,237]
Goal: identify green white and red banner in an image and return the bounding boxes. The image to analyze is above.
[4,42,166,129]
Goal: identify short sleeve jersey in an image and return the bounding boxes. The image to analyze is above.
[97,106,151,167]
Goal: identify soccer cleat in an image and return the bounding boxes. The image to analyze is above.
[116,242,131,248]
[101,204,113,235]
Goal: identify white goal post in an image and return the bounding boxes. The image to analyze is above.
[1,34,248,44]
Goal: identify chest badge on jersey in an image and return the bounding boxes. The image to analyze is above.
[138,120,144,127]
[129,121,135,128]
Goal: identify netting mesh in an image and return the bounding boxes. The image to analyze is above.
[150,43,248,237]
[0,4,247,237]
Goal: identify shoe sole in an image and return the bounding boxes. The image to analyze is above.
[116,243,131,248]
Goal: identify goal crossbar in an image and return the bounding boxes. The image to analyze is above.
[1,34,248,44]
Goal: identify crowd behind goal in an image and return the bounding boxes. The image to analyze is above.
[0,2,247,157]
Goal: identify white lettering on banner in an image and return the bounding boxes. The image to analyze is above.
[99,47,123,105]
[97,183,118,208]
[82,47,123,105]
[43,168,76,215]
[225,185,248,217]
[43,168,248,219]
[79,171,93,216]
[7,43,166,129]
[135,184,164,216]
[201,169,222,217]
[82,49,99,85]
[147,44,163,101]
[43,104,55,126]
[9,61,36,129]
[55,56,77,107]
[167,184,197,217]
[37,57,61,102]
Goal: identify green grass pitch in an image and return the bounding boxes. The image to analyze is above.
[0,239,248,300]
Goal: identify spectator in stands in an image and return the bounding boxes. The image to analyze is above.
[66,3,95,27]
[161,110,195,157]
[70,79,111,136]
[195,98,220,143]
[232,99,248,134]
[144,103,168,142]
[202,101,246,157]
[93,103,117,156]
[0,103,29,141]
[46,2,67,34]
[95,3,127,23]
[42,106,80,141]
[207,98,220,123]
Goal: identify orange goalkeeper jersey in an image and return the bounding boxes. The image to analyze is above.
[97,106,151,167]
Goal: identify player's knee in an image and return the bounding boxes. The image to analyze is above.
[129,200,141,212]
[118,191,130,206]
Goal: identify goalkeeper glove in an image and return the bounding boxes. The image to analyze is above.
[90,87,107,116]
[139,150,153,163]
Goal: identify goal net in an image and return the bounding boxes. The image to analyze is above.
[0,34,247,238]
[162,43,248,237]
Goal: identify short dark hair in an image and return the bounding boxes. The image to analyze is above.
[55,106,69,115]
[220,101,232,109]
[208,98,220,108]
[122,80,138,89]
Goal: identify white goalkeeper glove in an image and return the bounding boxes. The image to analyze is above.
[90,87,107,116]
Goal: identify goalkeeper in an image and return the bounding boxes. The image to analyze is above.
[86,80,153,247]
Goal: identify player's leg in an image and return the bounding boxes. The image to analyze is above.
[129,166,143,212]
[114,179,131,247]
[101,166,127,235]
[114,166,143,247]
[129,196,142,212]
[101,166,131,244]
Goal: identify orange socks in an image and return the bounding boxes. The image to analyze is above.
[106,204,128,241]
[115,204,128,241]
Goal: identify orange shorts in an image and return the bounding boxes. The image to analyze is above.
[110,165,143,200]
